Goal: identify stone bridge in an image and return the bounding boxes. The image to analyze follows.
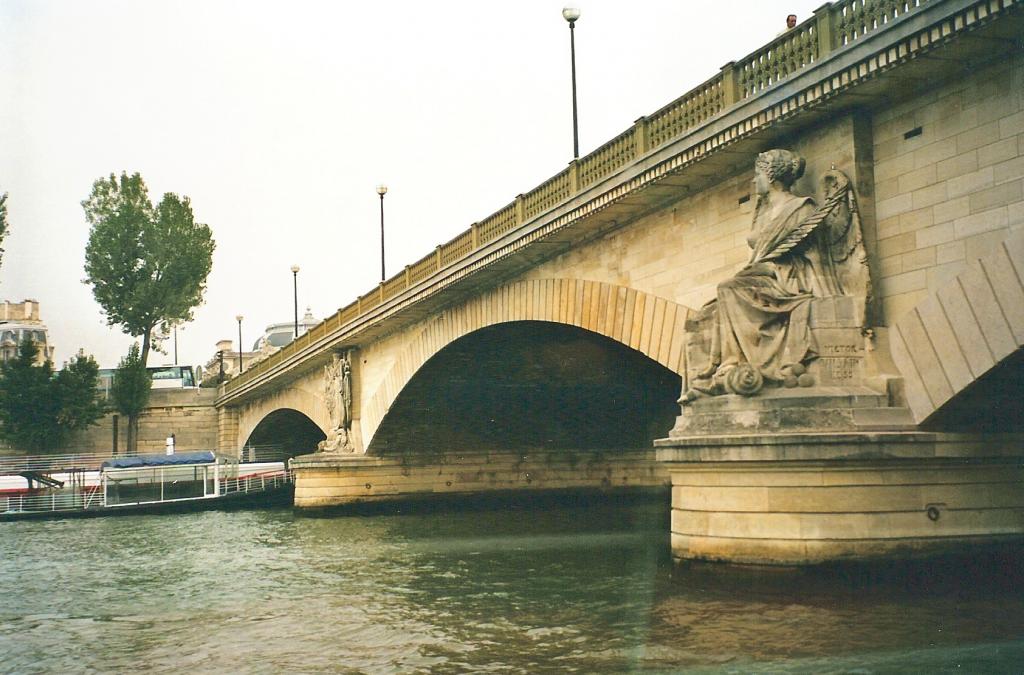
[217,0,1024,564]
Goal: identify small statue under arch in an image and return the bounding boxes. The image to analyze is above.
[318,351,354,452]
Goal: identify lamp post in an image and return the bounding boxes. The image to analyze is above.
[291,265,300,338]
[376,184,388,281]
[562,6,581,159]
[235,315,243,374]
[173,323,178,365]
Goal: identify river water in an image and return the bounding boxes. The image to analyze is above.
[2,499,1024,673]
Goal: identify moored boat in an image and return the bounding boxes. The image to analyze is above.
[1,451,291,521]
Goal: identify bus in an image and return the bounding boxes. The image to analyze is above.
[97,365,198,398]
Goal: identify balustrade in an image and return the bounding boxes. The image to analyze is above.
[523,171,572,220]
[477,204,518,245]
[736,21,819,99]
[307,322,327,342]
[646,76,725,148]
[381,271,407,302]
[577,130,636,189]
[359,288,382,313]
[339,302,359,324]
[408,252,438,286]
[836,0,929,46]
[440,230,474,267]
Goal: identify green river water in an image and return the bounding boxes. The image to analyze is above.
[2,499,1024,673]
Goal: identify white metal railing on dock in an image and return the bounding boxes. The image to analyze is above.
[2,469,291,516]
[0,453,114,474]
[1,489,104,514]
[2,447,298,474]
[220,470,292,495]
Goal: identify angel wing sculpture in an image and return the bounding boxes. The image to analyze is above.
[683,149,870,402]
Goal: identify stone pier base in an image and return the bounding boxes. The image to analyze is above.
[290,449,669,509]
[656,432,1024,566]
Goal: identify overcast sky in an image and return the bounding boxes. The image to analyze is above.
[1,0,824,370]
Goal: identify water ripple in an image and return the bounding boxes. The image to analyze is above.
[1,503,1023,672]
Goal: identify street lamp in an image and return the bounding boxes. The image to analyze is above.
[291,265,300,338]
[377,184,388,281]
[235,315,243,374]
[562,5,581,159]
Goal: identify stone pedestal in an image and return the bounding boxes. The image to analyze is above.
[656,431,1024,565]
[669,387,915,436]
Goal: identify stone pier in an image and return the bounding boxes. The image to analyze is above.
[290,449,668,509]
[656,427,1024,565]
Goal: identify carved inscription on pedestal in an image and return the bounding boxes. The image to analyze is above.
[817,343,861,383]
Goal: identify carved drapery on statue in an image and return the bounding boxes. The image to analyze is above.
[682,149,870,402]
[318,351,354,452]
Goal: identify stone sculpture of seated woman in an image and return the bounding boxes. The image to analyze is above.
[682,148,868,402]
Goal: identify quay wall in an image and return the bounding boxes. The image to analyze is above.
[69,388,219,455]
[291,448,668,509]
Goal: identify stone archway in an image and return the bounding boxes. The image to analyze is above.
[359,279,693,450]
[241,408,327,459]
[891,230,1024,425]
[236,385,329,455]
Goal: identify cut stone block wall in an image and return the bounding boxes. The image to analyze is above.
[872,51,1024,323]
[292,448,669,509]
[68,389,218,455]
[891,228,1024,423]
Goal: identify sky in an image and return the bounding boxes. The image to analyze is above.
[0,0,825,370]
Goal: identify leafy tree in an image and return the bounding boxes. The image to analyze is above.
[82,172,214,454]
[56,350,105,439]
[0,339,104,452]
[0,340,57,452]
[110,343,151,455]
[0,191,8,270]
[82,172,215,367]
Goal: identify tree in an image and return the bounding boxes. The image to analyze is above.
[82,172,215,367]
[83,172,214,454]
[0,339,104,452]
[0,340,57,452]
[56,350,106,440]
[110,343,151,455]
[0,191,8,270]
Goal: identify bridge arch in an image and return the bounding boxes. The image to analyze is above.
[236,385,329,456]
[360,279,693,451]
[891,231,1024,428]
[240,408,327,460]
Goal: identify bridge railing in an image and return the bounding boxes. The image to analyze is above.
[223,0,933,396]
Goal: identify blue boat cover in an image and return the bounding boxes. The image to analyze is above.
[101,451,216,470]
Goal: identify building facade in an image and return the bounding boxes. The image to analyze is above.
[0,300,55,365]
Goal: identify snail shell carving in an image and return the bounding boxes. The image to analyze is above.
[725,363,764,397]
